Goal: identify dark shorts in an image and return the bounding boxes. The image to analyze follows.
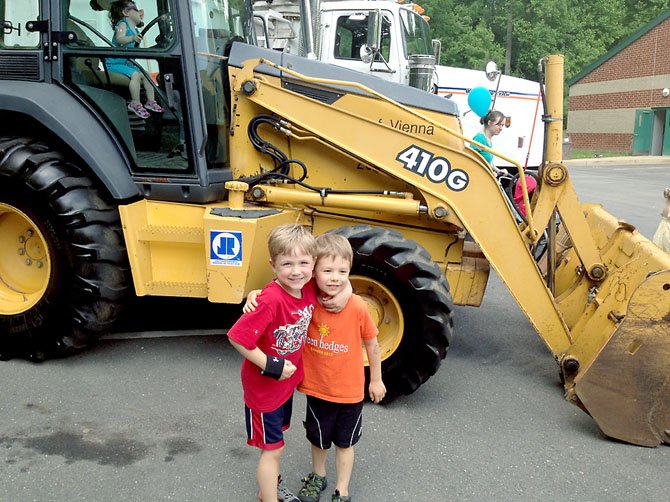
[245,395,293,450]
[304,395,363,449]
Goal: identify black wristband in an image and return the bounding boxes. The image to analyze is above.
[261,356,285,379]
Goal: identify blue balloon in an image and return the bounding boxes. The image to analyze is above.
[468,86,492,118]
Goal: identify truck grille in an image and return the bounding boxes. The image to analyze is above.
[0,52,42,81]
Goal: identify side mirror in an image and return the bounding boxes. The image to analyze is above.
[366,9,382,52]
[359,10,382,64]
[360,45,374,64]
[485,61,499,82]
[432,39,441,65]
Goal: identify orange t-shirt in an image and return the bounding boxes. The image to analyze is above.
[298,294,378,403]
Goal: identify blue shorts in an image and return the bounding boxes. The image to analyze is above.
[245,395,293,450]
[105,59,137,79]
[304,395,363,449]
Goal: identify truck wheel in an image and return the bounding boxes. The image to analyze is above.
[332,225,454,400]
[0,137,130,361]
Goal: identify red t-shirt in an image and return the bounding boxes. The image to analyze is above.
[227,280,317,412]
[298,294,378,403]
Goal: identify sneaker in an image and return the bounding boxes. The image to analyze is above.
[128,101,150,119]
[331,490,351,502]
[277,476,300,502]
[144,100,164,113]
[298,472,327,502]
[257,476,300,502]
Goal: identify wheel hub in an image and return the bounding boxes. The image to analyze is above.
[351,275,404,363]
[0,203,51,315]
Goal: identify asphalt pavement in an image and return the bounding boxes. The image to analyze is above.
[0,162,668,502]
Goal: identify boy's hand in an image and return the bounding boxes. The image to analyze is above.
[242,289,262,313]
[279,360,297,380]
[368,379,386,403]
[320,281,352,312]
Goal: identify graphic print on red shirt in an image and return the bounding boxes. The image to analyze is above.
[228,280,317,412]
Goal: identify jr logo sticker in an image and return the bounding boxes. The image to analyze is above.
[396,145,469,192]
[210,230,243,266]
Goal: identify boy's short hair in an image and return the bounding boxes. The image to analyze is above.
[315,233,353,266]
[268,224,317,260]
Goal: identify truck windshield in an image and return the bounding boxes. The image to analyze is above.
[399,8,431,56]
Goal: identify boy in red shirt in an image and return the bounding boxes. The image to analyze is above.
[228,224,350,502]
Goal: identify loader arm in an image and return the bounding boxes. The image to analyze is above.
[226,46,670,446]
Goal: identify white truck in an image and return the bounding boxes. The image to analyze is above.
[251,0,544,168]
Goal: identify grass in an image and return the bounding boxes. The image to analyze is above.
[569,149,631,159]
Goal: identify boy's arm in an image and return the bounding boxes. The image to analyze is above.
[242,289,262,313]
[319,280,353,312]
[228,338,296,380]
[364,337,386,403]
[245,281,352,313]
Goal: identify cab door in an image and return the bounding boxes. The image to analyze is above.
[58,0,197,178]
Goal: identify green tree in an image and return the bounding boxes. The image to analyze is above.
[420,0,670,80]
[421,0,504,69]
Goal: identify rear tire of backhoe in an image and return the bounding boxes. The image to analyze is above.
[0,137,131,361]
[332,225,454,401]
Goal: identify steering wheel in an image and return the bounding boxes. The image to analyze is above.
[135,13,174,48]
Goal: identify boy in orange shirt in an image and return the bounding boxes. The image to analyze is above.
[296,233,386,502]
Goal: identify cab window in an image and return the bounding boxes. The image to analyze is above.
[334,12,391,62]
[0,0,40,48]
[63,0,189,174]
[399,9,431,57]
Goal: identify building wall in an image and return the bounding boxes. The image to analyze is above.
[567,16,670,152]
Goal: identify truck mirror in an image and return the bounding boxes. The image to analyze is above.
[485,61,499,81]
[432,39,441,64]
[360,45,374,64]
[366,9,382,52]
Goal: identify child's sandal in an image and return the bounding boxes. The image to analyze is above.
[128,101,150,119]
[144,100,164,113]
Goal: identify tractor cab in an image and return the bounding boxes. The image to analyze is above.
[2,0,251,202]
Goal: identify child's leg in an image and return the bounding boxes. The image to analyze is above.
[128,72,142,103]
[258,447,283,502]
[141,74,156,101]
[245,398,295,500]
[310,443,328,477]
[334,445,354,496]
[331,400,363,498]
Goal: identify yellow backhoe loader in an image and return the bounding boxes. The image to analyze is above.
[0,0,668,447]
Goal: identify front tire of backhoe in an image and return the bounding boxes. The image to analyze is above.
[333,225,454,401]
[0,137,131,361]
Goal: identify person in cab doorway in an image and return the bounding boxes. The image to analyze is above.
[470,110,509,176]
[245,232,386,502]
[229,224,351,502]
[107,1,164,119]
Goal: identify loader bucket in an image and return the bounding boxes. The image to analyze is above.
[565,206,670,447]
[574,270,670,447]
